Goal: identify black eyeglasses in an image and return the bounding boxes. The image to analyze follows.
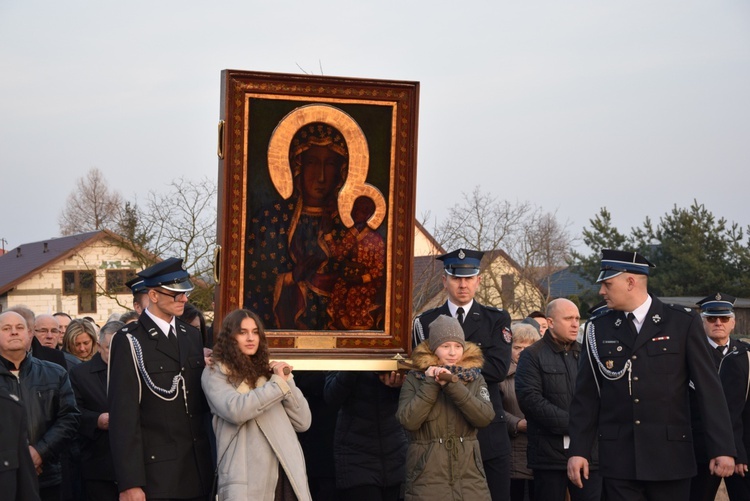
[706,316,732,324]
[154,289,191,301]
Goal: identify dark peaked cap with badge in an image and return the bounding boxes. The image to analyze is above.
[697,292,736,317]
[437,248,484,277]
[125,276,147,295]
[596,249,655,283]
[137,257,195,292]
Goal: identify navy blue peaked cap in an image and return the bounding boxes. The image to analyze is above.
[138,257,194,292]
[597,249,655,283]
[697,292,735,317]
[437,249,484,277]
[125,277,147,295]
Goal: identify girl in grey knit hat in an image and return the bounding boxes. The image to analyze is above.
[396,315,495,500]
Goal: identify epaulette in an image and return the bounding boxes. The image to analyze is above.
[590,309,615,322]
[664,303,698,316]
[479,304,505,314]
[415,306,440,320]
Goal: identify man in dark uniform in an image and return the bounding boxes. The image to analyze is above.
[412,248,512,500]
[719,333,750,499]
[567,249,736,501]
[108,258,212,501]
[690,292,742,500]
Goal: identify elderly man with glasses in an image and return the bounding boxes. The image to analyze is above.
[719,299,750,500]
[697,293,740,365]
[690,293,748,501]
[107,258,213,501]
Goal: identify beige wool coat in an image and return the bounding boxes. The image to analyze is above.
[397,341,495,501]
[202,363,312,501]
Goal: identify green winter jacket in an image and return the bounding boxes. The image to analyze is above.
[397,341,495,501]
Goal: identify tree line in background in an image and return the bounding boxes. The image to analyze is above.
[570,203,750,311]
[421,188,750,316]
[58,171,750,316]
[59,168,217,311]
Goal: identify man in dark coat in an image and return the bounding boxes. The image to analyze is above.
[567,249,736,500]
[0,311,80,501]
[69,320,123,500]
[690,292,744,500]
[324,371,407,499]
[516,298,602,501]
[412,248,512,500]
[108,258,213,501]
[0,385,40,501]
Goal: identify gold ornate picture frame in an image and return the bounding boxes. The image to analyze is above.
[215,70,419,362]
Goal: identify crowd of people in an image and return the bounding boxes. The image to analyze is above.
[2,246,750,501]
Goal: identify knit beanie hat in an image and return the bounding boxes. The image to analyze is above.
[428,315,466,352]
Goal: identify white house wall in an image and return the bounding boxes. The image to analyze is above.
[6,238,140,325]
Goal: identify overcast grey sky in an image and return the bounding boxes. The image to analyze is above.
[1,1,748,253]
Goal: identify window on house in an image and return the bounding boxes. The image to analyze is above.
[62,270,97,314]
[106,269,136,294]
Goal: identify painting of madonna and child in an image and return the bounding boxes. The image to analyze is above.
[243,101,395,333]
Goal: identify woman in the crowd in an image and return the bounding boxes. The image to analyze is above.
[201,309,312,500]
[501,322,542,501]
[63,319,98,362]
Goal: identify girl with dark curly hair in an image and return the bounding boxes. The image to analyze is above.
[201,309,313,500]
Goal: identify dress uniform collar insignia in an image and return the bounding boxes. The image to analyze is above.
[148,328,158,337]
[652,314,661,324]
[615,318,622,327]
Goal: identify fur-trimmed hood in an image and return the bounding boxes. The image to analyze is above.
[410,340,484,370]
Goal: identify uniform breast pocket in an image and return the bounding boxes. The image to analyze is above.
[597,341,629,370]
[144,358,181,386]
[646,340,680,374]
[598,341,625,358]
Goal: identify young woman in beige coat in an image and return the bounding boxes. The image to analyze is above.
[202,309,312,500]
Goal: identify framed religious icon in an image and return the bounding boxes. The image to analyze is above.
[214,70,419,366]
